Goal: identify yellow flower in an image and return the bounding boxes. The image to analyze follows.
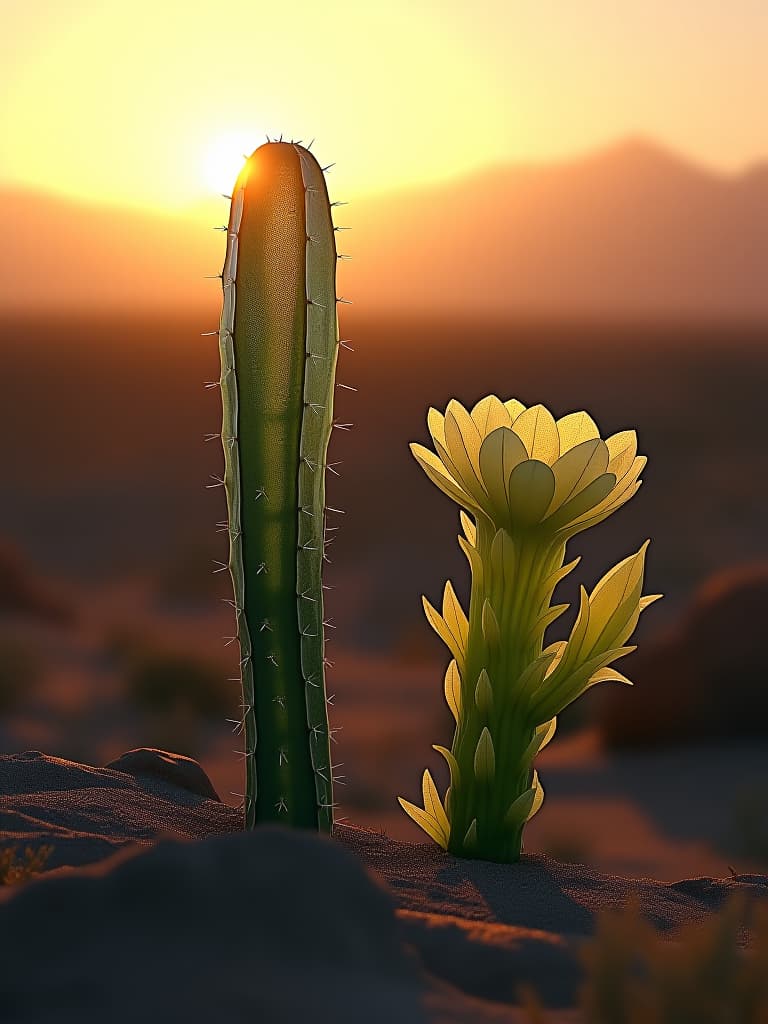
[410,396,645,536]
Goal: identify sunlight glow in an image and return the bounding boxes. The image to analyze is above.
[202,133,252,196]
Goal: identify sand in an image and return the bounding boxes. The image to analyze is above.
[1,747,767,1023]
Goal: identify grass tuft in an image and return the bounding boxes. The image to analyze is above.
[0,844,54,885]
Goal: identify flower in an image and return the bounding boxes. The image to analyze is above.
[410,396,645,537]
[399,395,661,863]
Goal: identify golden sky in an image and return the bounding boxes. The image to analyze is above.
[2,0,766,211]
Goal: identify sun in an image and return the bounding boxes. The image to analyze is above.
[201,131,255,195]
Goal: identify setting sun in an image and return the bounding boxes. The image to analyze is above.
[202,132,253,196]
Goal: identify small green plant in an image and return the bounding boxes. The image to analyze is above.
[518,891,768,1022]
[0,845,53,885]
[399,397,661,862]
[216,140,343,831]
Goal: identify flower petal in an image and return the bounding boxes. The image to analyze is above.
[606,430,638,482]
[512,404,560,464]
[504,398,527,423]
[427,406,448,450]
[555,410,600,453]
[545,472,616,532]
[566,456,646,531]
[507,460,557,526]
[479,427,529,522]
[410,442,479,511]
[470,395,511,437]
[547,438,609,515]
[444,401,487,502]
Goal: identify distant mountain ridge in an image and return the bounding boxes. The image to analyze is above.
[3,137,767,322]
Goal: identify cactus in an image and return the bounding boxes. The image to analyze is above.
[216,140,343,832]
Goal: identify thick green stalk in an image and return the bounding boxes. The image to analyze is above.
[217,141,340,831]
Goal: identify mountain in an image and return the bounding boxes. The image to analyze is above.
[2,138,767,322]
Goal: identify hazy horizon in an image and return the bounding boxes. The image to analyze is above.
[4,136,768,324]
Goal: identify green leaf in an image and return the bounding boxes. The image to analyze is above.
[530,602,569,639]
[474,726,496,781]
[481,599,501,648]
[463,818,478,850]
[474,668,494,714]
[519,717,557,767]
[516,647,561,704]
[504,786,537,828]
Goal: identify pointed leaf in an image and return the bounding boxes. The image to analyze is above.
[422,593,465,671]
[582,542,649,656]
[518,717,557,768]
[433,744,461,791]
[504,786,537,828]
[474,668,494,714]
[588,666,634,686]
[531,602,569,639]
[474,726,496,781]
[537,556,581,606]
[481,599,501,648]
[526,770,545,821]
[463,818,478,849]
[458,535,483,588]
[443,659,462,724]
[442,580,469,657]
[422,769,450,842]
[459,509,476,545]
[397,797,449,849]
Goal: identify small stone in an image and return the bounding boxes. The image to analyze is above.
[104,748,220,802]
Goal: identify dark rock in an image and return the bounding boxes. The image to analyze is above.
[0,827,427,1024]
[598,563,768,748]
[104,747,221,801]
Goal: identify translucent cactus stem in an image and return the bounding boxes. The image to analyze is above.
[218,141,340,832]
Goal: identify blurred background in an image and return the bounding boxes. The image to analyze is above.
[2,1,768,879]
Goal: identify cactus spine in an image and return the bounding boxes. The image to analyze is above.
[217,141,340,831]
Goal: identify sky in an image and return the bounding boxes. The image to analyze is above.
[1,0,766,211]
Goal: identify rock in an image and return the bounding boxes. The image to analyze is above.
[104,747,221,801]
[597,563,768,748]
[0,827,427,1024]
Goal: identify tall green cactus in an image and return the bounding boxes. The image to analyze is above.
[216,140,343,832]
